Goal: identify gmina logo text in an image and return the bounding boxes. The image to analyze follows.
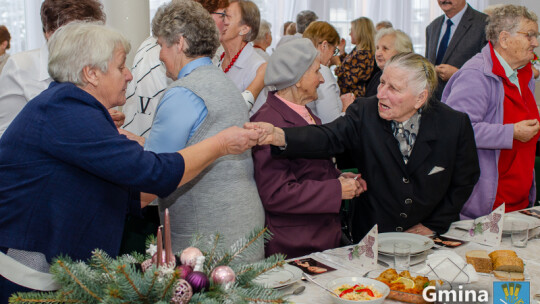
[423,285,489,303]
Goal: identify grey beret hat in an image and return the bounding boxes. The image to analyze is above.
[264,38,318,90]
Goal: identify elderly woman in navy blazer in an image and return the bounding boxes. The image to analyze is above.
[0,22,259,298]
[250,38,365,259]
[248,52,480,242]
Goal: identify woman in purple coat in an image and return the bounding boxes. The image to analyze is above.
[443,5,539,219]
[250,38,366,258]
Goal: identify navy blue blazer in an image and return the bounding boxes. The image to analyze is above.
[0,82,184,262]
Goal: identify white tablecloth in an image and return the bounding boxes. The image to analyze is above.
[283,213,540,304]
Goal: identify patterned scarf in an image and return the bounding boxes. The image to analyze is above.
[391,109,422,164]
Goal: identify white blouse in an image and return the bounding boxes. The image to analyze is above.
[307,64,344,124]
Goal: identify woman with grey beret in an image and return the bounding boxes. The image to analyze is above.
[250,38,366,258]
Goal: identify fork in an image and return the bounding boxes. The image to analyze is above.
[302,272,340,297]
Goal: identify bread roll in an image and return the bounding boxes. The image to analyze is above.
[466,250,492,273]
[492,256,524,273]
[488,250,517,261]
[493,270,524,281]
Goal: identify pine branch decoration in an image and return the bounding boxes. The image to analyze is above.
[9,227,290,304]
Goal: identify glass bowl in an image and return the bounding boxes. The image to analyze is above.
[325,276,390,304]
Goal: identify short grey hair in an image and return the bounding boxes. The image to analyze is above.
[375,28,414,53]
[296,10,318,33]
[486,4,538,45]
[48,21,130,86]
[254,19,271,42]
[375,20,393,30]
[152,0,219,58]
[483,4,505,17]
[386,52,438,101]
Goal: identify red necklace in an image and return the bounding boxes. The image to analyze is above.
[220,43,247,73]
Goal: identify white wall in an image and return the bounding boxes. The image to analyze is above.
[25,0,46,50]
[102,0,150,68]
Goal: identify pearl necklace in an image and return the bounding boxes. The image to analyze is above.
[220,43,247,73]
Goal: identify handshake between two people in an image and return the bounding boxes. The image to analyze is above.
[242,121,367,200]
[243,121,286,146]
[205,122,279,157]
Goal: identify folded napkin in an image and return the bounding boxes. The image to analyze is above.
[315,224,379,274]
[468,204,504,247]
[416,250,478,284]
[444,204,505,247]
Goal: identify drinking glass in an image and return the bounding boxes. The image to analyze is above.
[511,222,528,248]
[394,242,411,271]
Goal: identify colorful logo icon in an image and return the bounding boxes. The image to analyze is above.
[493,281,529,304]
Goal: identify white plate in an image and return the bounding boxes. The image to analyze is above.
[502,213,540,233]
[252,263,303,289]
[378,232,434,255]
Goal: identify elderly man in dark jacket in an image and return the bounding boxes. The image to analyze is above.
[248,53,480,241]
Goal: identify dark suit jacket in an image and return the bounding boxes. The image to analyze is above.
[274,96,480,241]
[365,69,382,97]
[426,4,488,99]
[251,92,342,259]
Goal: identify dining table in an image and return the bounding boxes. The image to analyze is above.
[281,207,540,304]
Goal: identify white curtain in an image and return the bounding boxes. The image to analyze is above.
[0,0,45,54]
[3,0,487,56]
[253,0,487,55]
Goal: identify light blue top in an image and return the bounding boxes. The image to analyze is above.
[145,57,210,153]
[437,4,468,51]
[494,49,521,94]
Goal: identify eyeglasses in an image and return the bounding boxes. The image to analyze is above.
[318,41,340,57]
[516,31,540,41]
[332,45,340,57]
[212,12,227,19]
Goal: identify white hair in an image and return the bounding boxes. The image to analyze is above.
[375,28,414,53]
[48,21,130,86]
[254,19,271,42]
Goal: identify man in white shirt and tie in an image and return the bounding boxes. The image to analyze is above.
[425,0,488,99]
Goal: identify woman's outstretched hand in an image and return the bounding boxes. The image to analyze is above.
[244,122,286,147]
[215,126,261,155]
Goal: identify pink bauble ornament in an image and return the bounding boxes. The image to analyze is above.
[176,264,193,279]
[141,259,154,272]
[170,279,193,304]
[211,266,236,285]
[151,251,167,265]
[180,247,203,267]
[186,271,210,293]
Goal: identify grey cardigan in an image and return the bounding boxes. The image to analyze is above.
[158,63,264,261]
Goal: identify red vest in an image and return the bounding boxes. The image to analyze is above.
[491,44,539,212]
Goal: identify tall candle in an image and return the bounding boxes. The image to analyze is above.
[164,208,174,265]
[156,226,163,267]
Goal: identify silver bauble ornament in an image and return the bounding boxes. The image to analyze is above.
[141,259,153,272]
[170,279,193,304]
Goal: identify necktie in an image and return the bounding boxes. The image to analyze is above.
[392,122,411,164]
[436,19,453,65]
